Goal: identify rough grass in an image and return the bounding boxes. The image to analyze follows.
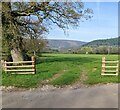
[2,54,119,88]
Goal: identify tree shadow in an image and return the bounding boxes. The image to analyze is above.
[38,55,100,65]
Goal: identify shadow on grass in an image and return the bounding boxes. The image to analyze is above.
[38,56,100,65]
[40,55,57,57]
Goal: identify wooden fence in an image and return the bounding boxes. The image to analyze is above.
[1,56,36,74]
[101,57,119,76]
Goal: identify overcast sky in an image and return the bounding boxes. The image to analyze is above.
[46,2,118,42]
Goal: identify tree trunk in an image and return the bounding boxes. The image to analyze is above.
[2,2,25,62]
[11,48,24,62]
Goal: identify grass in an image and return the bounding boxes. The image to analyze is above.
[2,54,119,88]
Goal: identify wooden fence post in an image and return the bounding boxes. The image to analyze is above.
[1,60,4,70]
[116,63,119,76]
[31,56,36,74]
[4,61,7,73]
[101,57,105,76]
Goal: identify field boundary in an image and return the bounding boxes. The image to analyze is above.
[101,57,119,76]
[1,56,36,74]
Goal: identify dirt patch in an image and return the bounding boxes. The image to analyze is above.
[50,70,66,81]
[41,69,67,85]
[71,67,88,89]
[93,67,97,71]
[1,86,30,92]
[1,83,117,92]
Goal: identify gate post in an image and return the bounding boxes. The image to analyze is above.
[32,56,36,74]
[101,57,105,76]
[116,63,119,76]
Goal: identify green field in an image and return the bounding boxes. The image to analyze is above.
[2,54,119,88]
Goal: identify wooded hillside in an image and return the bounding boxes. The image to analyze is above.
[83,38,118,47]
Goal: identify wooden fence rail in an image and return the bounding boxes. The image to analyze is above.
[101,57,119,76]
[1,56,36,74]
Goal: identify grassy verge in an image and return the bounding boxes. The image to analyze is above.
[2,54,119,88]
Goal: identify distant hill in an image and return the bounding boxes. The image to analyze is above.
[47,39,86,49]
[83,38,118,47]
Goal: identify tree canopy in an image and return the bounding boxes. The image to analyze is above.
[2,1,93,61]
